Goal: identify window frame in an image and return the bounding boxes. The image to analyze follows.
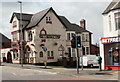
[28,31,33,41]
[114,12,120,30]
[39,51,43,57]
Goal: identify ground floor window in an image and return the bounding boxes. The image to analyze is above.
[72,48,76,57]
[13,51,18,59]
[105,44,120,66]
[47,51,54,59]
[68,47,71,57]
[39,51,43,57]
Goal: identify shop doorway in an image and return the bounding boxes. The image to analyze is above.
[7,52,12,63]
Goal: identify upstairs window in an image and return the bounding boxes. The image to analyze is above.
[82,33,89,41]
[82,34,85,41]
[67,33,70,40]
[115,12,120,30]
[12,33,18,41]
[13,21,17,28]
[46,16,52,24]
[109,15,112,31]
[28,31,33,41]
[85,34,89,41]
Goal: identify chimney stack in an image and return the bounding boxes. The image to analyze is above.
[80,19,86,29]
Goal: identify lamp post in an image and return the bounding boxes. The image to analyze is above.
[18,1,23,67]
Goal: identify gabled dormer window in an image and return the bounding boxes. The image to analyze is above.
[46,16,52,24]
[13,21,17,28]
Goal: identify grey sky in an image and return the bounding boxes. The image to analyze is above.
[0,0,112,44]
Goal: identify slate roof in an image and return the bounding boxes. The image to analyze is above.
[10,13,33,23]
[59,16,92,33]
[27,8,51,28]
[10,7,92,33]
[103,0,120,14]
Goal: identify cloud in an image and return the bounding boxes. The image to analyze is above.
[0,1,112,44]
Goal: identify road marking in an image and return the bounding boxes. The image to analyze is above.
[12,73,17,76]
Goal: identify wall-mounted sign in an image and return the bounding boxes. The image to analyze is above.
[42,47,47,52]
[101,36,120,44]
[39,34,61,39]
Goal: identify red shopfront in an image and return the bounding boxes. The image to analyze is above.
[100,36,120,70]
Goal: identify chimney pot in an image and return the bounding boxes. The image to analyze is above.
[80,19,86,29]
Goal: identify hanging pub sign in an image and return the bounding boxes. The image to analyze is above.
[101,36,120,44]
[39,34,61,39]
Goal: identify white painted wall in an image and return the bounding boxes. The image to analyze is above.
[103,9,120,37]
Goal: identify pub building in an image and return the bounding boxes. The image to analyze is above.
[1,7,96,66]
[100,0,120,70]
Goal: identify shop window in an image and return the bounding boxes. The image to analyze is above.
[39,51,43,57]
[28,31,33,41]
[115,12,120,30]
[106,47,119,66]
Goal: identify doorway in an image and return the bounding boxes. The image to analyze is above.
[7,52,12,63]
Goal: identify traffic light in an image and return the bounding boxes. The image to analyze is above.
[71,36,76,48]
[77,36,81,47]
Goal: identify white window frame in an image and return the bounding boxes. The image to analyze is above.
[114,12,120,30]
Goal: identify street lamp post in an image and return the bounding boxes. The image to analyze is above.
[18,1,23,67]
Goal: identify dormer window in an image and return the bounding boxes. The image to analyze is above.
[13,21,17,28]
[46,16,52,24]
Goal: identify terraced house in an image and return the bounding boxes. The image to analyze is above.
[7,7,94,65]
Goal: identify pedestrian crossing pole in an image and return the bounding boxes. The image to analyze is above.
[75,35,79,74]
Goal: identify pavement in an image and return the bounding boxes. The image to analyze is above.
[1,63,119,81]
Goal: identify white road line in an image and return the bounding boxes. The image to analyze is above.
[12,73,17,76]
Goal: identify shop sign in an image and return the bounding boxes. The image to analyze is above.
[101,36,120,44]
[39,34,60,39]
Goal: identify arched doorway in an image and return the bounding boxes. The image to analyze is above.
[7,52,12,63]
[25,46,31,63]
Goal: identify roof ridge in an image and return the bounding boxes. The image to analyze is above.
[34,7,51,15]
[13,12,33,15]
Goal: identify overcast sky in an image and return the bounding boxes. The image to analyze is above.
[0,0,112,44]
